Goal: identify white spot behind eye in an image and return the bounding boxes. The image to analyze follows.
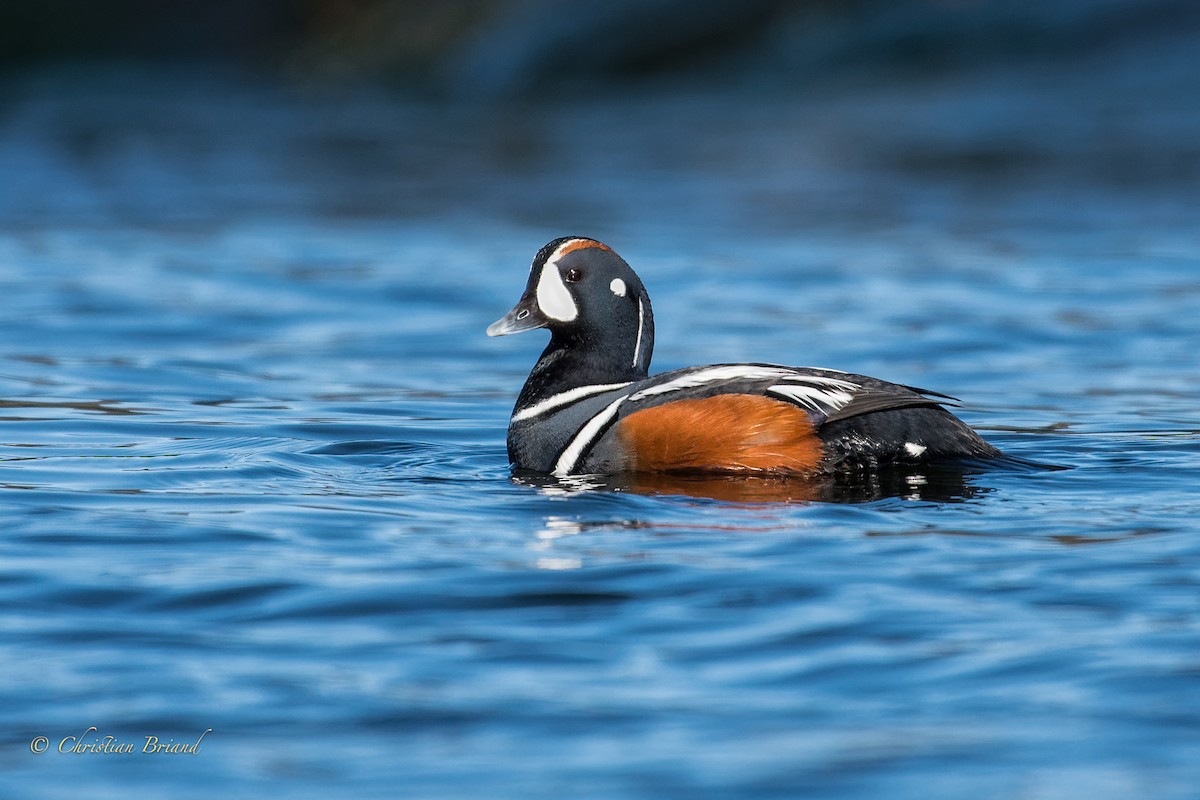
[905,442,927,457]
[537,263,578,322]
[609,278,626,297]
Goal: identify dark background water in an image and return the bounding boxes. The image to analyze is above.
[2,2,1199,798]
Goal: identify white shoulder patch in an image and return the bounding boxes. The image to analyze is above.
[512,382,632,422]
[553,394,629,476]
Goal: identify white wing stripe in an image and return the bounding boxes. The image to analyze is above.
[629,366,797,400]
[512,382,632,422]
[627,366,861,402]
[553,395,629,476]
[775,374,859,391]
[766,383,855,413]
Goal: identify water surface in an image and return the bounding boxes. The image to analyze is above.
[1,65,1199,799]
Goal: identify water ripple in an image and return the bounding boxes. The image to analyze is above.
[2,69,1199,800]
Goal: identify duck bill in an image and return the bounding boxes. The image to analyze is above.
[486,294,549,337]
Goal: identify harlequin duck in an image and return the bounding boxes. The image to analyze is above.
[488,237,1003,477]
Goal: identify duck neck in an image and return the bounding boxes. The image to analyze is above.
[516,325,653,409]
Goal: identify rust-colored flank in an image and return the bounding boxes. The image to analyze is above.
[615,394,825,474]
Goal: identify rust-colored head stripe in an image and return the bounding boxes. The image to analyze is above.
[554,238,612,259]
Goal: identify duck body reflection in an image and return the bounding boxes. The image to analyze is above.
[510,458,1051,504]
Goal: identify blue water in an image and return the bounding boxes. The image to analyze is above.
[2,63,1200,799]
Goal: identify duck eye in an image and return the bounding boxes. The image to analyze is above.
[564,268,583,283]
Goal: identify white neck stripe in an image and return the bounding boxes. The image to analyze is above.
[512,382,632,422]
[632,297,645,369]
[553,394,629,476]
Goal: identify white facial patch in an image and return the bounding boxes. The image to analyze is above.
[905,442,928,457]
[609,278,626,297]
[536,263,578,322]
